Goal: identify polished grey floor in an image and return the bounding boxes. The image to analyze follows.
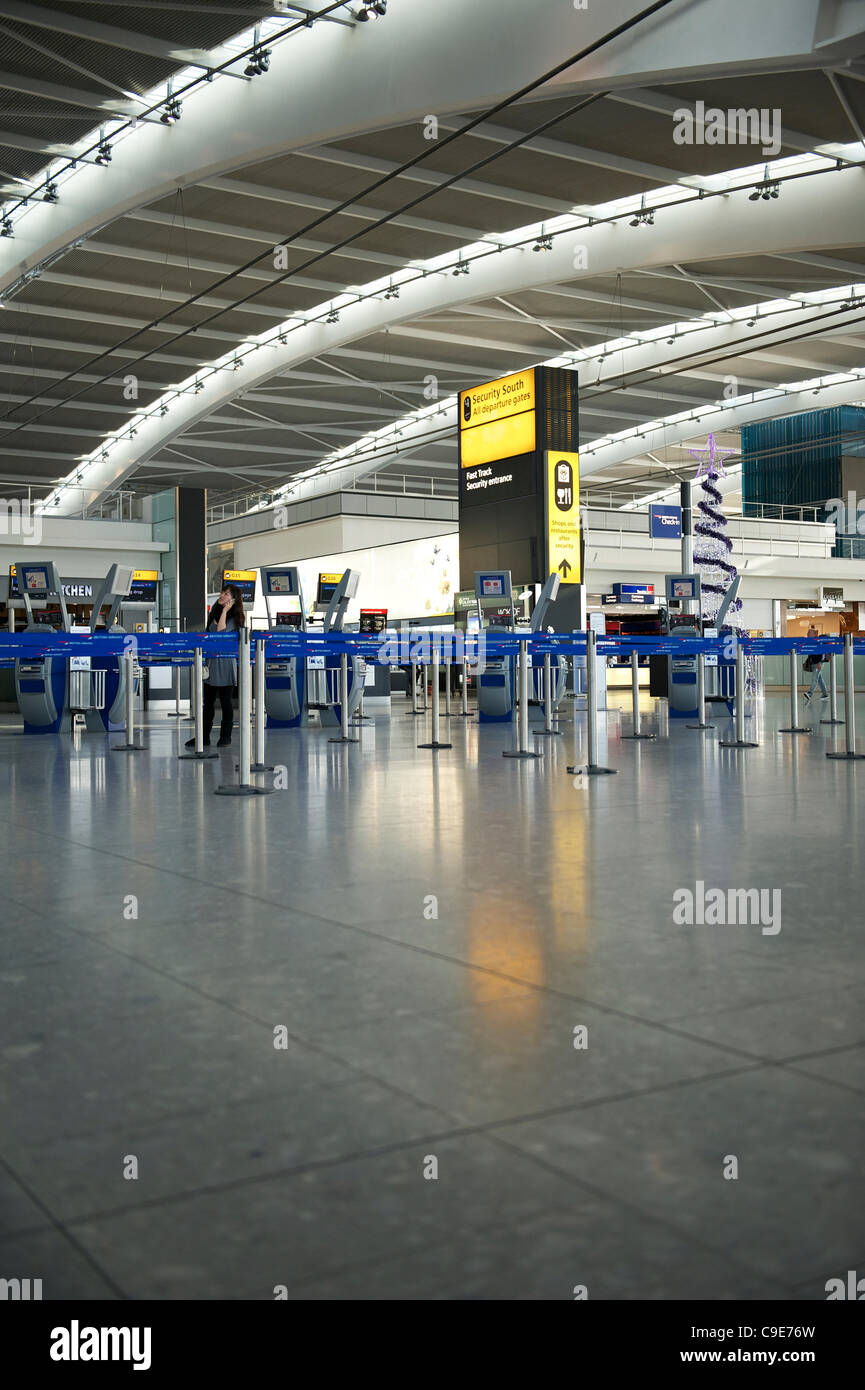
[1,689,863,1300]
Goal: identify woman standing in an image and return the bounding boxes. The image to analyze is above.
[186,584,245,748]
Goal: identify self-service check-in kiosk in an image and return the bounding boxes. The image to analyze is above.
[474,570,516,723]
[473,572,566,723]
[87,562,135,733]
[261,565,307,728]
[528,574,569,721]
[318,569,365,728]
[14,560,70,733]
[664,573,701,718]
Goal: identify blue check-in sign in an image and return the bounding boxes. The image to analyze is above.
[649,504,683,539]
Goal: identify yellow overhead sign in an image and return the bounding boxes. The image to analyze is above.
[459,368,535,431]
[546,451,580,584]
[460,411,536,469]
[319,572,343,586]
[223,569,256,584]
[133,569,159,582]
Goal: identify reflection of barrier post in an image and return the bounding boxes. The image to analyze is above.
[780,649,810,734]
[686,651,714,730]
[421,663,429,711]
[504,637,541,759]
[179,647,217,761]
[328,651,359,744]
[248,637,274,773]
[821,651,843,725]
[458,658,473,718]
[408,661,423,716]
[419,655,452,751]
[216,628,272,795]
[112,650,144,752]
[622,650,655,740]
[719,641,758,748]
[827,634,865,760]
[443,661,452,718]
[533,651,562,738]
[166,662,184,717]
[568,630,615,775]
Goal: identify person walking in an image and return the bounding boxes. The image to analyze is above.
[803,623,828,704]
[185,584,245,747]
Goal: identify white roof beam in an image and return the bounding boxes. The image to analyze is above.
[296,144,576,216]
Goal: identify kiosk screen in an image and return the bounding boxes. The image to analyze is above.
[129,570,158,602]
[276,611,302,628]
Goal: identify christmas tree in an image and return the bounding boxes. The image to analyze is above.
[690,434,742,630]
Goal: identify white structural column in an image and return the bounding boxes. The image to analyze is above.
[45,167,865,514]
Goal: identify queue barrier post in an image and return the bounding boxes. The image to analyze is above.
[719,640,758,748]
[686,650,715,731]
[179,646,217,761]
[216,628,273,795]
[568,630,615,775]
[328,651,359,745]
[504,637,541,759]
[112,649,145,752]
[622,650,655,740]
[419,654,452,751]
[780,648,810,734]
[247,636,274,773]
[533,651,562,738]
[821,651,843,725]
[827,634,865,761]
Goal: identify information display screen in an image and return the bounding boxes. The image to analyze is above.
[276,611,302,628]
[316,572,342,605]
[129,569,158,602]
[223,569,256,604]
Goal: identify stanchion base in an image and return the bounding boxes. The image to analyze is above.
[112,743,146,752]
[214,784,273,796]
[504,749,542,759]
[622,732,656,740]
[826,750,865,760]
[779,727,811,734]
[567,763,616,775]
[179,750,218,761]
[419,741,453,750]
[532,729,563,737]
[328,736,359,744]
[686,722,715,730]
[821,718,844,725]
[718,739,759,748]
[245,762,275,772]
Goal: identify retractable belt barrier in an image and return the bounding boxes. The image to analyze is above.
[2,631,863,776]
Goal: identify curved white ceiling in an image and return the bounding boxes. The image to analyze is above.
[41,161,865,513]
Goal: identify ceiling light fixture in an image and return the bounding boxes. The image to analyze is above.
[94,140,112,166]
[160,97,182,125]
[0,215,12,238]
[42,182,58,204]
[357,1,387,20]
[532,233,554,252]
[326,308,340,323]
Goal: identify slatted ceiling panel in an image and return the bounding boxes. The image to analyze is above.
[0,0,269,180]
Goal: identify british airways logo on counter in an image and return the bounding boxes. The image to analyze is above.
[649,504,683,539]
